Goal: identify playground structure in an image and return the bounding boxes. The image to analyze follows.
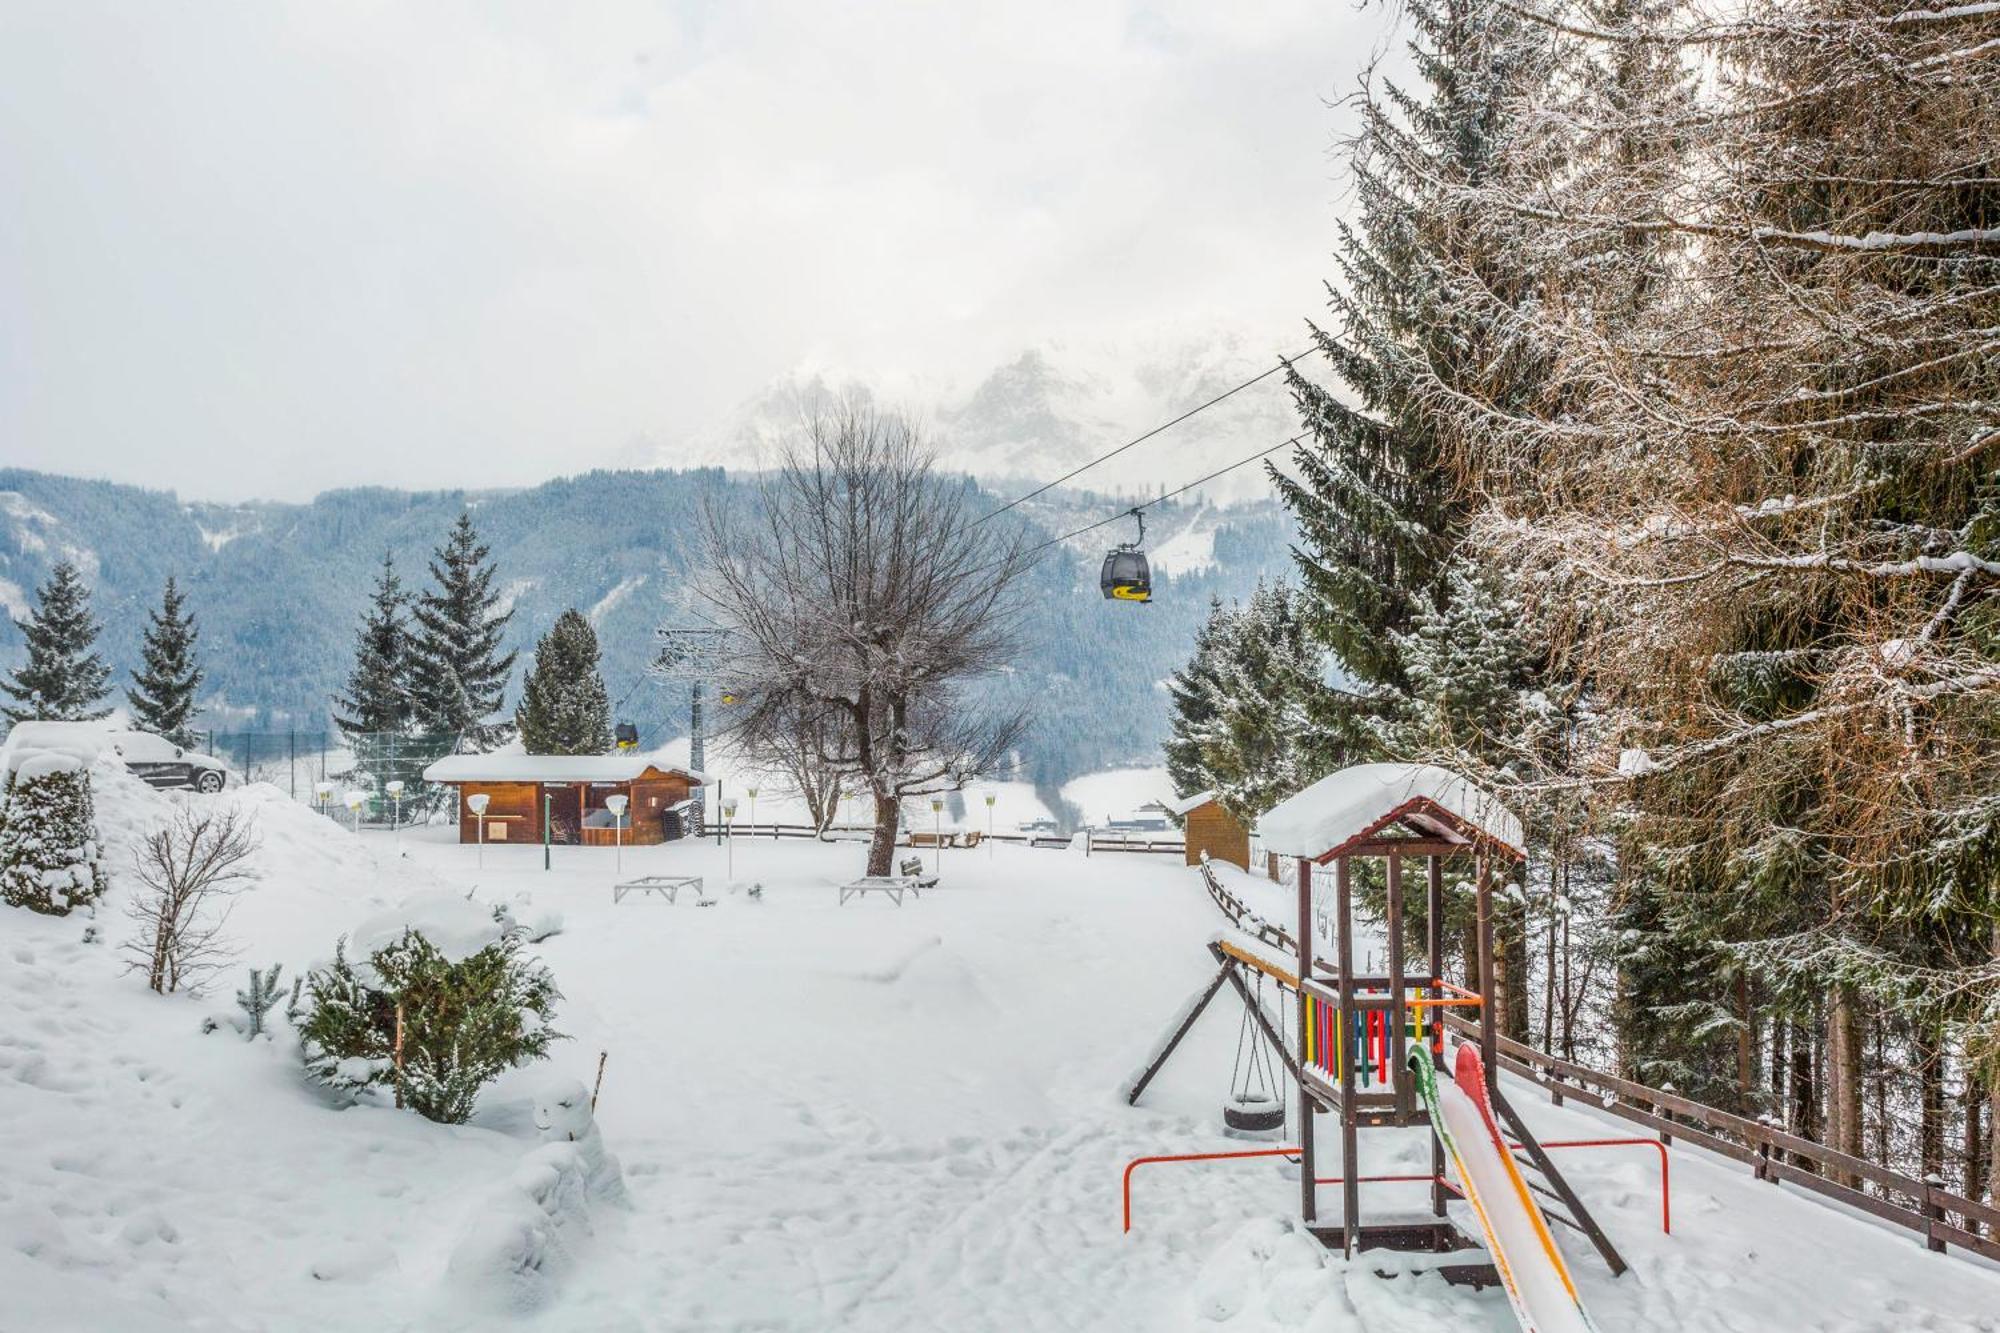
[1130,764,1625,1331]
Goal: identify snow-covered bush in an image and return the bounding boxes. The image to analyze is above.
[299,895,562,1124]
[0,753,106,915]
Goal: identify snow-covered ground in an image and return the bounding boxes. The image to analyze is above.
[1062,766,1178,827]
[7,767,2000,1330]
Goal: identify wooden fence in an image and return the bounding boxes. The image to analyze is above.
[707,822,1183,855]
[1440,1013,2000,1264]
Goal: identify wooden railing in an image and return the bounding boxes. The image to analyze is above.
[1441,1013,2000,1263]
[705,822,1181,854]
[1197,858,1298,956]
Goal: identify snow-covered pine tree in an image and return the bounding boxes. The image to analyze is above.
[1271,0,1555,719]
[0,754,107,915]
[1192,581,1341,826]
[333,551,413,739]
[407,513,517,751]
[126,576,204,746]
[299,927,560,1124]
[1162,597,1232,803]
[0,560,112,724]
[514,609,613,756]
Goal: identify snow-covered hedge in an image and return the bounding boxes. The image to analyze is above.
[298,893,562,1123]
[0,748,107,915]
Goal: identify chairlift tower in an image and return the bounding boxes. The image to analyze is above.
[651,626,729,773]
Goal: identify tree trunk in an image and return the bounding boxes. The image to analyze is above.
[867,793,899,877]
[1789,1020,1818,1167]
[1828,987,1864,1185]
[1503,911,1531,1043]
[1735,973,1754,1109]
[1917,1021,1944,1181]
[1961,1058,1984,1209]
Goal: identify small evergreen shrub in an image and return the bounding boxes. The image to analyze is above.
[299,927,561,1124]
[0,758,106,915]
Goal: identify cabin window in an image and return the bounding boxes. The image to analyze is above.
[491,823,509,841]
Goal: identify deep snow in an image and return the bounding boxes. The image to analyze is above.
[4,768,2000,1331]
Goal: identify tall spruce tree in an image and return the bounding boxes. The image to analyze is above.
[1272,0,1552,711]
[1162,582,1340,827]
[515,609,613,756]
[1,560,112,724]
[408,513,516,751]
[1162,597,1231,802]
[333,552,412,738]
[126,576,204,746]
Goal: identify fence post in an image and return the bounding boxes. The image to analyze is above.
[1754,1120,1774,1182]
[1549,1058,1565,1108]
[1657,1081,1675,1147]
[1923,1174,1946,1253]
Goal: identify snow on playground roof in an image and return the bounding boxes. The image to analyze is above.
[422,751,707,785]
[1166,788,1219,817]
[1254,763,1524,861]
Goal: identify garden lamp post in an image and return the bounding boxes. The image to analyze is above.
[721,797,738,879]
[314,780,333,814]
[606,793,629,875]
[984,792,996,857]
[385,779,405,844]
[747,785,759,839]
[343,789,366,834]
[544,791,553,872]
[930,796,944,875]
[468,792,490,869]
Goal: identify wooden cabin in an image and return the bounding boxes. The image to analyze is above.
[1170,789,1249,871]
[421,753,706,846]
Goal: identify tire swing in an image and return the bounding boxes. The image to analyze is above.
[1223,972,1286,1136]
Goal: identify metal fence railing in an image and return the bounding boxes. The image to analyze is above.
[197,729,463,822]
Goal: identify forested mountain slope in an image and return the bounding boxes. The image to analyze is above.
[0,468,1293,785]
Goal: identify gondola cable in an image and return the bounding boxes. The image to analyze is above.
[971,347,1312,526]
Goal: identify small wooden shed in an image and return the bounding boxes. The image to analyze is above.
[422,753,706,846]
[1170,789,1250,871]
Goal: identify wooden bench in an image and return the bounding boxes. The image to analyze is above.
[613,874,706,905]
[838,875,922,906]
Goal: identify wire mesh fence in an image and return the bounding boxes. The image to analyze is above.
[196,729,463,825]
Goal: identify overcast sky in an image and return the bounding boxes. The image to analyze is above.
[0,2,1392,502]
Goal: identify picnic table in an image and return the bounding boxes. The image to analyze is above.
[613,874,706,905]
[838,875,924,907]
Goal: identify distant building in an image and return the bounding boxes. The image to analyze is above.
[422,752,705,847]
[1169,789,1248,871]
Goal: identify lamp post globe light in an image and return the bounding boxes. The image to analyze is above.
[721,797,739,879]
[929,796,945,874]
[467,792,491,869]
[984,791,996,857]
[605,793,629,875]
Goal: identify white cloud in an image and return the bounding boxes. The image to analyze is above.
[0,1,1390,500]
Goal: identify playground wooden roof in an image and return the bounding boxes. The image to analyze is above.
[1253,763,1524,863]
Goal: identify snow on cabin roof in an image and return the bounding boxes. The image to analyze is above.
[1254,763,1523,861]
[1167,789,1221,817]
[421,752,707,785]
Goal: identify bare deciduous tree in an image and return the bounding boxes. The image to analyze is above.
[699,402,1034,875]
[123,807,261,995]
